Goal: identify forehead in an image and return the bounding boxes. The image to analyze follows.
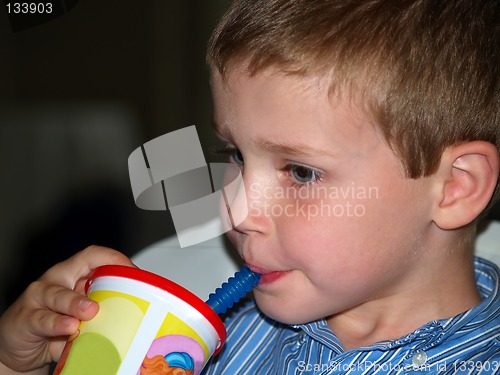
[210,62,376,124]
[210,67,330,136]
[210,66,385,161]
[210,66,334,118]
[211,63,332,94]
[210,66,370,132]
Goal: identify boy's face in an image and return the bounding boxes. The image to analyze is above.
[211,67,435,325]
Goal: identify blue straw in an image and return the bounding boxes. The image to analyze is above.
[206,266,262,315]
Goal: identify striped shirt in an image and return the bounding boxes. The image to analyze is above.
[202,258,500,374]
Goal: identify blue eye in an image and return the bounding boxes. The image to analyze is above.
[215,145,244,166]
[283,164,322,185]
[230,148,244,165]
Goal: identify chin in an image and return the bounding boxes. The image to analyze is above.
[254,295,322,325]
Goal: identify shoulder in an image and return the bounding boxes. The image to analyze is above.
[432,259,500,373]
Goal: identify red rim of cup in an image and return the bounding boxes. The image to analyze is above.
[85,265,227,355]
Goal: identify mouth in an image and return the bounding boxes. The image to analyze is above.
[245,264,291,284]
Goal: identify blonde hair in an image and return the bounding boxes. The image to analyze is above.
[208,0,500,210]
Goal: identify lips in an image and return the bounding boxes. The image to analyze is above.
[245,264,290,284]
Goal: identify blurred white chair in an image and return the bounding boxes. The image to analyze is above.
[133,220,500,299]
[132,235,241,299]
[476,220,500,266]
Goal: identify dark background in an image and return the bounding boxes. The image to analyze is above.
[0,0,498,313]
[0,0,230,311]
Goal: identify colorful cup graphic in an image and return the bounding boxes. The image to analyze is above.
[53,265,226,375]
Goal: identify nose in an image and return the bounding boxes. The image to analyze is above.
[224,167,272,235]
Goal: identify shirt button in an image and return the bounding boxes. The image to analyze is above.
[412,350,428,367]
[292,332,308,351]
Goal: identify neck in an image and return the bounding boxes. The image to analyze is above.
[327,244,481,351]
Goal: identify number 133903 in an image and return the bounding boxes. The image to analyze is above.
[6,2,53,14]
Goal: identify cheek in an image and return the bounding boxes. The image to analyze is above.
[271,198,352,263]
[272,196,394,271]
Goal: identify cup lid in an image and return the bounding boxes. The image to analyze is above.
[86,265,227,354]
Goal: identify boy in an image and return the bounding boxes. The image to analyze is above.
[1,0,499,373]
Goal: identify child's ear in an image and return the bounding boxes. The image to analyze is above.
[432,141,499,230]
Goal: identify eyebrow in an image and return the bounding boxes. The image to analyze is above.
[212,119,335,158]
[255,137,335,157]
